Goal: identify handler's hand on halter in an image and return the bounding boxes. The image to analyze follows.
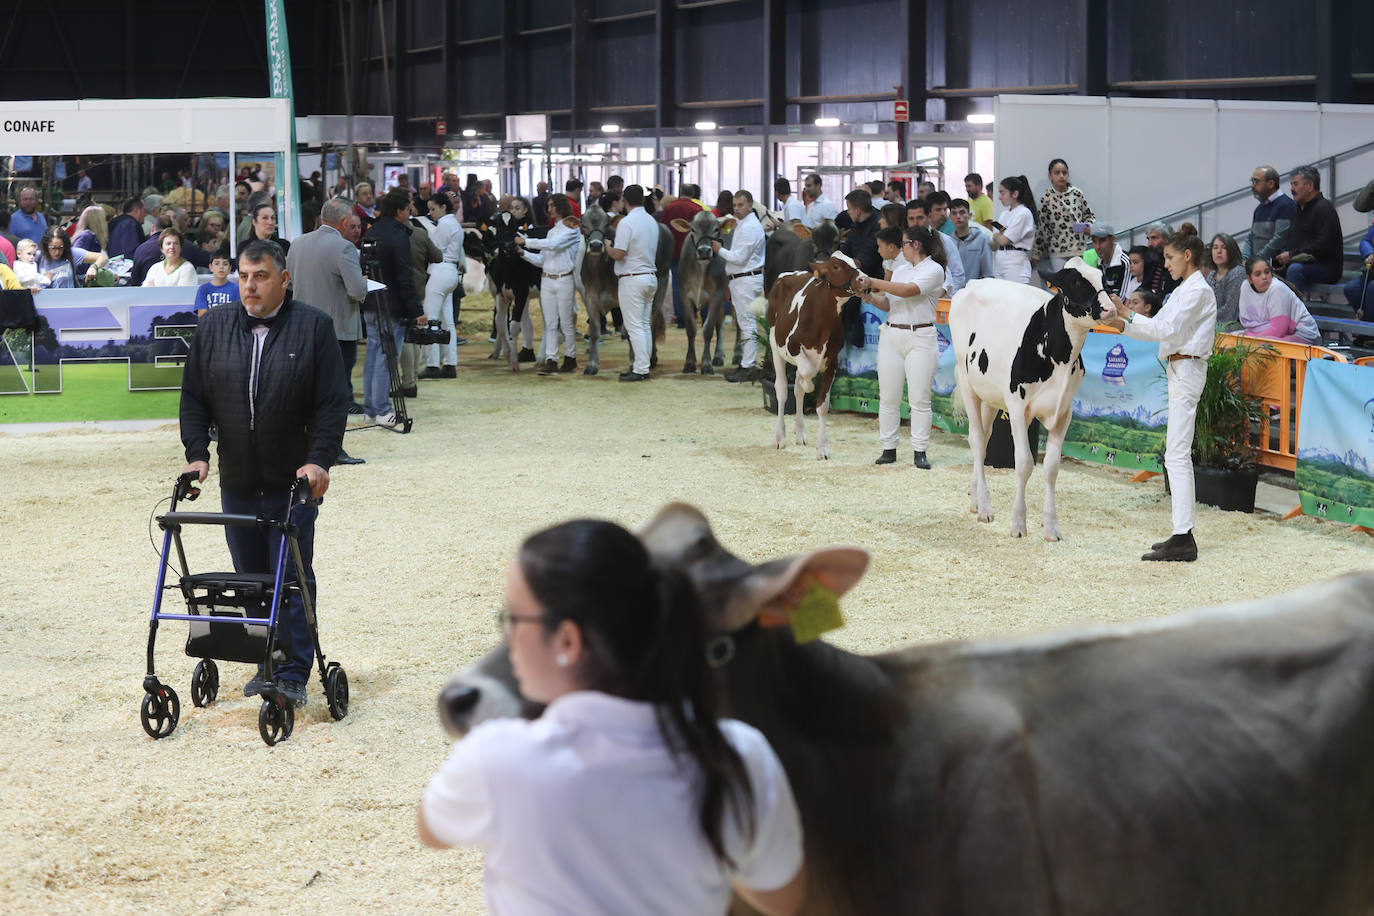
[296,463,330,501]
[183,460,209,483]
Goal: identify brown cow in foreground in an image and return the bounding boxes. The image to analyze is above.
[440,503,1374,916]
[766,252,862,459]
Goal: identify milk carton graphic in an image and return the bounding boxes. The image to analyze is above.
[1103,342,1128,387]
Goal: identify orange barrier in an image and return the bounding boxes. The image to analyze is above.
[1215,334,1348,472]
[1357,356,1374,367]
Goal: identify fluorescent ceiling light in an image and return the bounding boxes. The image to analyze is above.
[601,123,620,133]
[694,121,717,130]
[462,128,477,137]
[814,117,840,128]
[967,113,995,125]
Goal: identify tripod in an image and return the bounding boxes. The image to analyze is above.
[358,240,413,434]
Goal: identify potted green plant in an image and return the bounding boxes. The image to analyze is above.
[1189,334,1274,512]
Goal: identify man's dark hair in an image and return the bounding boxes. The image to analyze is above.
[122,196,143,214]
[565,177,584,193]
[804,172,822,187]
[844,188,872,210]
[887,180,905,195]
[905,199,923,214]
[624,184,646,207]
[875,226,903,248]
[735,189,754,206]
[235,180,252,194]
[240,238,286,272]
[965,172,983,186]
[867,179,885,197]
[378,187,411,218]
[949,197,971,211]
[211,246,233,263]
[774,177,791,196]
[606,175,625,191]
[927,190,950,207]
[682,183,700,199]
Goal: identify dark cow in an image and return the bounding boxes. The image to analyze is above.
[670,209,730,374]
[766,252,863,459]
[477,210,541,370]
[950,258,1112,540]
[439,502,1374,916]
[763,219,841,295]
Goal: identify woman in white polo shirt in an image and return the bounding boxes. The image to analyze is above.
[418,519,806,916]
[861,225,947,470]
[991,175,1037,284]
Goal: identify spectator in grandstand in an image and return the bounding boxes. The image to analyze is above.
[37,226,107,288]
[949,197,994,282]
[1275,165,1344,295]
[916,181,935,201]
[106,197,147,261]
[963,173,995,227]
[70,205,110,282]
[352,183,377,235]
[0,212,15,268]
[142,228,198,287]
[248,201,290,259]
[991,175,1037,284]
[884,180,907,206]
[10,187,47,244]
[801,173,837,228]
[1341,216,1374,320]
[1206,233,1245,326]
[1033,159,1094,285]
[13,239,47,288]
[1237,258,1322,345]
[926,191,955,236]
[1246,165,1295,263]
[1090,223,1130,298]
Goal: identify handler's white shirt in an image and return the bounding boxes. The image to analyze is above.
[1122,269,1217,359]
[521,222,581,276]
[995,204,1036,251]
[719,212,765,273]
[422,691,803,916]
[887,257,945,326]
[431,212,464,264]
[781,197,806,223]
[613,206,659,277]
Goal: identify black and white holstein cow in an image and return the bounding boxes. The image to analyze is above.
[439,504,1374,916]
[670,209,731,374]
[950,257,1113,540]
[476,210,542,370]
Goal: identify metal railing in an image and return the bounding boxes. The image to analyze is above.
[1119,138,1374,254]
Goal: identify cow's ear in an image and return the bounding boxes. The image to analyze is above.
[609,214,624,231]
[670,218,692,233]
[726,548,870,632]
[720,217,737,234]
[791,223,812,240]
[561,216,581,229]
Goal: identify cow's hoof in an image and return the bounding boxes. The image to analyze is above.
[683,362,695,374]
[702,363,714,375]
[712,356,724,366]
[584,367,598,376]
[977,512,994,524]
[1044,530,1062,542]
[1010,528,1026,538]
[486,353,500,360]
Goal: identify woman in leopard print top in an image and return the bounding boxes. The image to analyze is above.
[1033,159,1095,284]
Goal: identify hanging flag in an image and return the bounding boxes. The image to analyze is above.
[264,0,302,239]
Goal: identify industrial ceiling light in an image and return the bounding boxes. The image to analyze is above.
[694,120,717,130]
[967,113,995,125]
[814,117,840,128]
[462,128,477,137]
[602,123,620,133]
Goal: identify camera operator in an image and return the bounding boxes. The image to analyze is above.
[359,188,425,426]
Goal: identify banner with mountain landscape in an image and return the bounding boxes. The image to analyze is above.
[1295,358,1374,527]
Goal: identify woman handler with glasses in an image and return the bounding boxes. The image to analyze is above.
[419,519,806,916]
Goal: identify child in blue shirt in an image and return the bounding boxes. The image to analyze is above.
[194,251,240,315]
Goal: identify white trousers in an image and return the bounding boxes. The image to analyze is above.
[1164,357,1207,534]
[995,249,1032,284]
[728,274,763,367]
[877,325,940,450]
[618,274,657,374]
[423,262,461,367]
[540,275,578,358]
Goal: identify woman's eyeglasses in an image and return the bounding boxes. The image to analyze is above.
[495,607,547,634]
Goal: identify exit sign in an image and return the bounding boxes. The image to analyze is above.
[893,100,909,122]
[436,118,447,136]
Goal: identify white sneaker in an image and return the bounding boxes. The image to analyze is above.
[374,412,398,428]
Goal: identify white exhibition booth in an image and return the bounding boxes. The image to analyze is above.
[993,95,1374,240]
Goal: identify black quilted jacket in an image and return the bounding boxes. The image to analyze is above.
[180,297,350,493]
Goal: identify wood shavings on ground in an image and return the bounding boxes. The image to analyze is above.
[1,301,1368,912]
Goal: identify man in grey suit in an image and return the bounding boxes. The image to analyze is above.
[287,196,369,464]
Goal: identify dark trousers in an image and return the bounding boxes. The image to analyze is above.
[220,487,318,684]
[340,339,358,400]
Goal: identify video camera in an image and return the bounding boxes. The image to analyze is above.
[359,237,382,280]
[405,319,452,346]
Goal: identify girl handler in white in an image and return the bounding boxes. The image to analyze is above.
[418,519,805,916]
[1102,231,1217,562]
[518,193,583,374]
[420,193,464,377]
[859,225,947,469]
[991,175,1037,284]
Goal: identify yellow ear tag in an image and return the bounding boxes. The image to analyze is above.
[789,584,844,644]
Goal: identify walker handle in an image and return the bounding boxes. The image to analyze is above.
[175,471,202,503]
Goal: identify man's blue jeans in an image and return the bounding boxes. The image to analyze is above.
[220,487,318,685]
[1285,261,1340,295]
[363,312,406,417]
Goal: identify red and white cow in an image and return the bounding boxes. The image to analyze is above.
[949,258,1113,540]
[766,252,863,460]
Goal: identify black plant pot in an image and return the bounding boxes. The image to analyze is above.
[1190,462,1260,512]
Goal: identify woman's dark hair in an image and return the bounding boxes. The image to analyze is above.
[1165,230,1207,269]
[1047,158,1069,175]
[598,190,622,212]
[999,175,1038,225]
[715,190,734,214]
[464,173,479,192]
[38,226,72,263]
[1134,289,1163,316]
[548,193,573,220]
[875,226,903,248]
[904,224,947,269]
[878,203,905,230]
[158,227,183,246]
[1244,256,1270,276]
[519,519,755,866]
[1209,233,1242,271]
[428,193,454,214]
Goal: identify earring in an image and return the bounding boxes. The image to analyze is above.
[555,654,569,667]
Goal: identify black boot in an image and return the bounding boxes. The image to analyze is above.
[1142,531,1198,562]
[517,347,537,363]
[874,449,897,465]
[914,451,931,469]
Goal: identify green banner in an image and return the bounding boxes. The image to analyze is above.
[264,0,301,239]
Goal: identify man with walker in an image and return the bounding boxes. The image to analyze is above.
[179,238,351,706]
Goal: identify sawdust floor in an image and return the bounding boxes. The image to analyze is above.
[2,294,1369,913]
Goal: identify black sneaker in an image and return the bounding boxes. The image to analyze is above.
[518,347,537,363]
[243,671,271,698]
[347,402,366,415]
[618,371,649,382]
[441,365,457,378]
[417,366,445,380]
[277,679,307,707]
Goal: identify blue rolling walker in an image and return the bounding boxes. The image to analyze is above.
[141,472,349,745]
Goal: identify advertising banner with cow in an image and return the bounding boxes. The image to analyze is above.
[1295,359,1374,527]
[833,322,1169,471]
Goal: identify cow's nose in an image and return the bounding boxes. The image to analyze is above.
[438,683,481,731]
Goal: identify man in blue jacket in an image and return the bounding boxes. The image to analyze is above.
[179,239,350,707]
[1245,165,1296,263]
[359,188,425,425]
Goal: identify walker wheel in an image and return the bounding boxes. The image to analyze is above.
[258,695,295,746]
[140,686,180,739]
[190,660,220,707]
[325,664,350,721]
